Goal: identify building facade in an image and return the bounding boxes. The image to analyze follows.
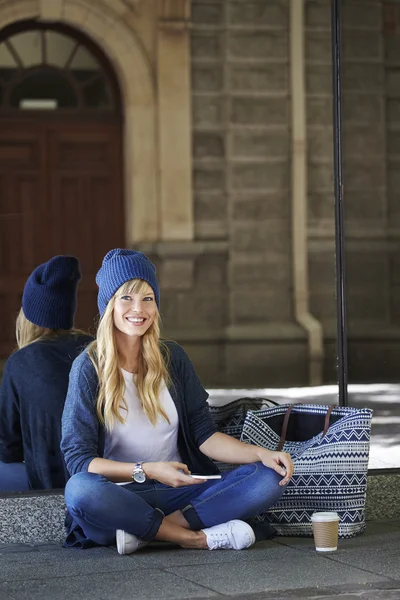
[0,0,398,388]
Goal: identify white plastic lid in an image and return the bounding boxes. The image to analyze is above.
[311,512,340,522]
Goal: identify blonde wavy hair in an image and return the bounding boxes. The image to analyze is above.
[15,308,83,350]
[87,279,170,430]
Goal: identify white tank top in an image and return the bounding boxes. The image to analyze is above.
[103,368,182,464]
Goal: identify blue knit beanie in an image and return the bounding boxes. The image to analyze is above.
[96,249,160,316]
[22,256,81,329]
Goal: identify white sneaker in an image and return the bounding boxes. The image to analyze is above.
[202,519,256,550]
[116,529,149,555]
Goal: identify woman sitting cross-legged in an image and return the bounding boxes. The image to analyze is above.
[61,249,294,554]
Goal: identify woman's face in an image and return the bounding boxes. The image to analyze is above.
[113,283,157,340]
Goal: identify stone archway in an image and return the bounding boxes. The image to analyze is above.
[0,0,159,242]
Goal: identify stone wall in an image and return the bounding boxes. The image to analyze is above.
[3,0,400,388]
[177,0,400,387]
[184,0,309,387]
[386,1,400,339]
[341,0,400,382]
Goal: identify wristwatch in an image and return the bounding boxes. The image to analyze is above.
[132,462,146,483]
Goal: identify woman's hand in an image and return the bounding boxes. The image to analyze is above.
[256,448,294,486]
[142,461,205,488]
[200,432,294,486]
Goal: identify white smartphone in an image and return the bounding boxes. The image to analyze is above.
[190,474,222,480]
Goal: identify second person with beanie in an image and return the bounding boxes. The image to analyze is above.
[0,256,92,491]
[61,249,294,553]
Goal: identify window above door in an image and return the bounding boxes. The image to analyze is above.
[0,24,120,112]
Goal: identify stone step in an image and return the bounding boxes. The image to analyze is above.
[1,472,399,544]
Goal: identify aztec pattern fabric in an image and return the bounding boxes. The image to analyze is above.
[209,397,277,472]
[240,404,373,538]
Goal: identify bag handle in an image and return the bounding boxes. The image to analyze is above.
[244,397,280,408]
[277,403,335,451]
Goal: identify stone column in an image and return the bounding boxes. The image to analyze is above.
[157,0,194,240]
[341,0,389,382]
[385,2,400,327]
[224,1,306,385]
[305,0,336,380]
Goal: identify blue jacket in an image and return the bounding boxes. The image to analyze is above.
[61,341,219,478]
[0,333,92,489]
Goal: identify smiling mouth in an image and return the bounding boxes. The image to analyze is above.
[126,317,146,325]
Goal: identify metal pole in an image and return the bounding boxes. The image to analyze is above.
[331,0,348,406]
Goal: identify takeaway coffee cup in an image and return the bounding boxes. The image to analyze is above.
[311,512,340,552]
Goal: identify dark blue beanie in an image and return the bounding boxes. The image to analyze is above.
[22,256,81,329]
[96,249,160,316]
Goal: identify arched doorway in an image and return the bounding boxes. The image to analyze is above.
[0,20,124,355]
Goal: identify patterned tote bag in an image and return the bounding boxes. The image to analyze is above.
[240,403,373,538]
[209,397,278,472]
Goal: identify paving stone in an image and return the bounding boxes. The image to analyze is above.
[326,546,400,580]
[165,551,390,595]
[0,569,219,600]
[218,581,400,599]
[1,522,400,600]
[0,542,299,582]
[274,520,400,552]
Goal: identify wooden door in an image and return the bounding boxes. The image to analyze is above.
[0,120,124,357]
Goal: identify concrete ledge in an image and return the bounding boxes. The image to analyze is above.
[365,470,400,521]
[0,491,65,544]
[1,471,399,544]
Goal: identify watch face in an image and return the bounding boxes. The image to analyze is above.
[133,471,146,483]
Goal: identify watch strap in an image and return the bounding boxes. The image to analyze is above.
[132,462,144,480]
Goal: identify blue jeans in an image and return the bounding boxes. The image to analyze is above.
[0,462,30,492]
[65,462,284,546]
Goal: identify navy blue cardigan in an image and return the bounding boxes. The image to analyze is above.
[61,341,219,478]
[0,333,92,490]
